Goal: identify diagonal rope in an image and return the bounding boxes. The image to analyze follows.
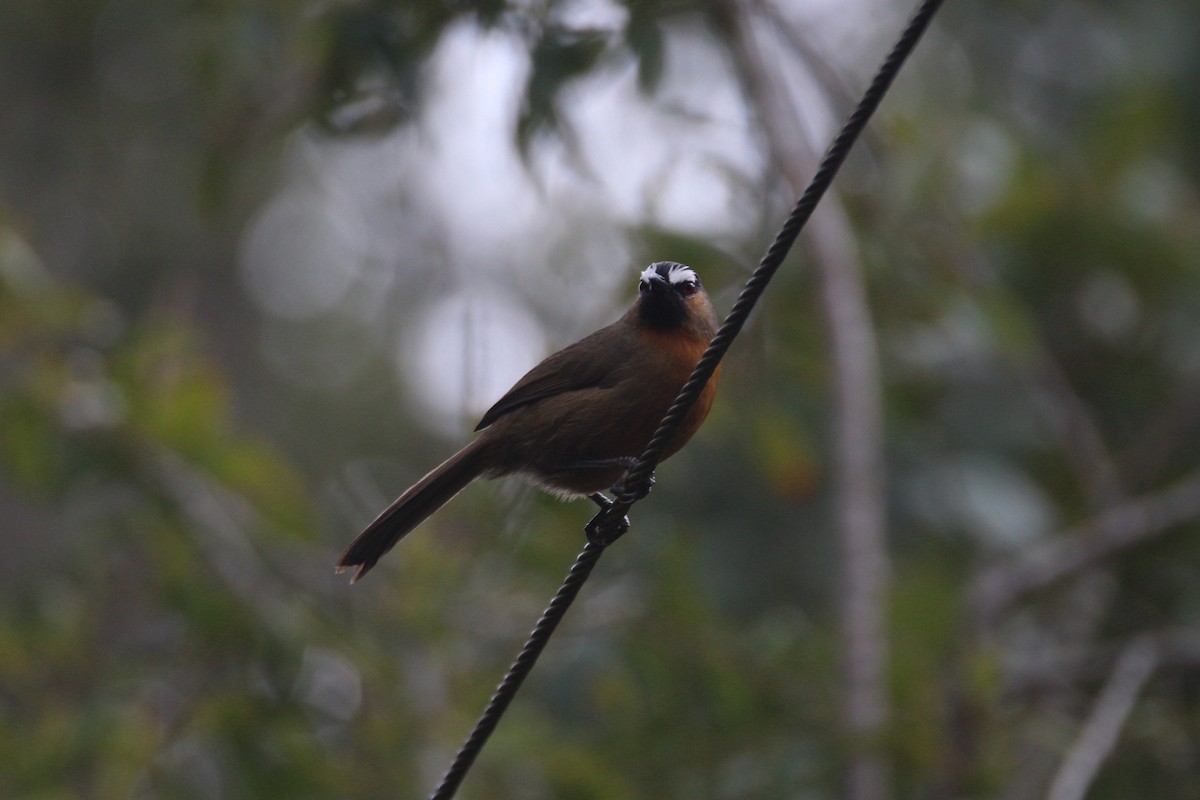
[428,543,605,799]
[589,0,946,542]
[429,1,944,797]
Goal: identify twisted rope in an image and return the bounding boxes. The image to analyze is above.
[429,543,604,800]
[589,0,946,542]
[430,1,944,796]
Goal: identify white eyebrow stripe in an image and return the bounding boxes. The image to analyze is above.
[640,265,661,283]
[667,264,697,284]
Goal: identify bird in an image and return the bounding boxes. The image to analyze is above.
[337,261,721,583]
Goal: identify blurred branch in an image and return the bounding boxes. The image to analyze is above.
[1009,346,1123,795]
[714,3,890,798]
[1024,354,1124,509]
[753,0,863,114]
[960,266,1126,509]
[947,194,1134,800]
[1008,628,1200,693]
[147,448,313,640]
[1044,637,1158,800]
[993,573,1119,800]
[970,467,1200,628]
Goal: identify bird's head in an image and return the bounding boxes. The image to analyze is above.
[634,262,717,339]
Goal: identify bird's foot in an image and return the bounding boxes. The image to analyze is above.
[611,469,655,505]
[585,493,630,546]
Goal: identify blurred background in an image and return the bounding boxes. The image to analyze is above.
[3,0,1200,798]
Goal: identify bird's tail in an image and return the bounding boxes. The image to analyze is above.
[337,438,489,583]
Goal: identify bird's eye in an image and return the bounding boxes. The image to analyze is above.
[638,279,649,293]
[679,281,698,297]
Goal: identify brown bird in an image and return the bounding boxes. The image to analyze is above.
[337,262,721,582]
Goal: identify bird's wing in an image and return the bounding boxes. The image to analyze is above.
[475,322,630,431]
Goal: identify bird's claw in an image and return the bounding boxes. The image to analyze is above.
[582,467,655,544]
[585,509,630,546]
[611,469,655,505]
[585,492,630,546]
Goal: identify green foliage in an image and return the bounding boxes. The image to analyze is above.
[0,231,323,795]
[4,0,1200,797]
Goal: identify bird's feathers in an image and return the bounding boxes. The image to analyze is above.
[475,323,634,431]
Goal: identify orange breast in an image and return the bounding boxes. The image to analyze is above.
[638,329,721,460]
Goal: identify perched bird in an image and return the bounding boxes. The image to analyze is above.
[337,262,721,582]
